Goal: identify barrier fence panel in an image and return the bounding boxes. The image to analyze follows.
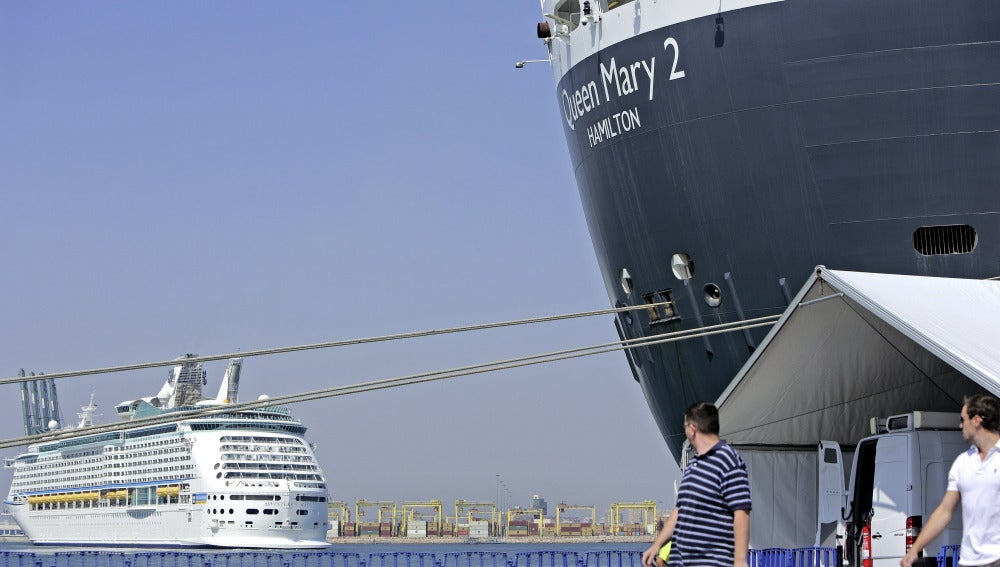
[748,548,790,567]
[366,552,441,567]
[49,551,132,567]
[441,551,511,567]
[789,548,837,567]
[0,550,39,567]
[937,545,961,567]
[286,552,364,567]
[509,552,581,567]
[581,550,643,567]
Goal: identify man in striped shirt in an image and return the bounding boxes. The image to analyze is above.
[643,402,752,567]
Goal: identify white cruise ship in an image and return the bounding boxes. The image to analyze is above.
[3,355,331,548]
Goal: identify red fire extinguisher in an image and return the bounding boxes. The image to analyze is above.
[861,524,873,567]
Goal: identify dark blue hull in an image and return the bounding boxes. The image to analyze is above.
[555,0,1000,460]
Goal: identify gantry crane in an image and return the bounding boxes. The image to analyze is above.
[555,502,596,536]
[401,500,443,535]
[506,507,543,535]
[609,500,658,535]
[455,499,498,535]
[328,501,351,522]
[356,500,397,536]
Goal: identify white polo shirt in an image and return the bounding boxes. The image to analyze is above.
[948,439,1000,565]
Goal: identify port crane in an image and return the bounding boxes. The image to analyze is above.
[555,502,596,536]
[506,507,543,535]
[609,500,658,535]
[401,500,443,535]
[327,501,351,523]
[455,499,498,535]
[356,500,398,536]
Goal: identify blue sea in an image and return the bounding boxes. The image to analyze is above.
[0,541,648,567]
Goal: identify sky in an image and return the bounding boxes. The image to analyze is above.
[0,3,682,520]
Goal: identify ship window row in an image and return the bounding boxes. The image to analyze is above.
[220,435,303,445]
[293,481,327,489]
[110,463,194,477]
[228,494,282,500]
[109,447,186,460]
[107,438,185,452]
[221,463,318,472]
[221,472,323,481]
[111,455,192,469]
[220,453,313,463]
[18,455,104,472]
[294,494,327,502]
[108,440,186,453]
[219,444,307,454]
[189,423,307,434]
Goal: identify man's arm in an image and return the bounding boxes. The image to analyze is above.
[733,509,750,567]
[900,491,960,567]
[643,509,678,567]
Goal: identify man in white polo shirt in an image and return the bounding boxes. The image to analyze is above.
[901,394,1000,567]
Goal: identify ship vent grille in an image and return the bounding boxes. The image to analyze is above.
[913,225,977,256]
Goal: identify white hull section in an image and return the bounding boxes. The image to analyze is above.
[7,503,324,547]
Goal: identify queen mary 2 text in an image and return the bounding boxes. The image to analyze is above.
[560,37,687,147]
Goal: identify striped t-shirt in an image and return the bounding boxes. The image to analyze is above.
[672,440,752,567]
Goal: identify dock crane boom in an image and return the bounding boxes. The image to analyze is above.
[401,500,443,535]
[555,502,596,536]
[609,500,658,535]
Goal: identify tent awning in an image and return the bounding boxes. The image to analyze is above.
[717,266,1000,447]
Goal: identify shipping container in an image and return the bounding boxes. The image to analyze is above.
[328,519,340,537]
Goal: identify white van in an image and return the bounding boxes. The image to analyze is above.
[820,412,966,567]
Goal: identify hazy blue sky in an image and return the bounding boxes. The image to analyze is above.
[1,3,682,520]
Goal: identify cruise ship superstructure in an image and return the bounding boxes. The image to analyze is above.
[533,0,1000,461]
[3,356,331,548]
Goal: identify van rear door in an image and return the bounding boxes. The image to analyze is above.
[817,441,845,547]
[870,434,910,567]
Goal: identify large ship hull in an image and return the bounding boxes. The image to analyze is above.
[543,0,1000,460]
[6,503,327,548]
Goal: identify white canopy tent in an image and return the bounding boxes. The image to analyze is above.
[719,266,1000,447]
[712,266,1000,549]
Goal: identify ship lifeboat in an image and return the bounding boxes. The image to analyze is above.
[155,485,180,497]
[27,495,43,505]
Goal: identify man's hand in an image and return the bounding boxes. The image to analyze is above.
[900,549,920,567]
[642,546,659,567]
[735,558,749,567]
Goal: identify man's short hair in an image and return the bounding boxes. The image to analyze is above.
[684,402,720,435]
[965,393,1000,433]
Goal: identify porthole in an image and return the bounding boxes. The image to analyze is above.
[703,284,722,308]
[620,268,633,294]
[670,253,694,280]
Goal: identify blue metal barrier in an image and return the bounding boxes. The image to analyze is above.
[937,545,961,567]
[789,548,837,567]
[747,547,836,567]
[286,552,364,567]
[440,551,510,567]
[509,552,581,567]
[0,550,40,567]
[749,548,790,567]
[580,550,642,567]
